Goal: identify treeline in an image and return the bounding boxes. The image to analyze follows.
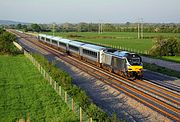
[32,54,123,122]
[0,28,20,55]
[4,22,180,33]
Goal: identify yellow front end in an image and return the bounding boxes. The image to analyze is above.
[127,65,143,79]
[128,66,143,72]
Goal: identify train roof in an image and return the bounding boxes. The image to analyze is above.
[68,40,85,47]
[51,36,62,41]
[112,51,138,57]
[38,34,47,37]
[81,44,105,52]
[58,38,71,44]
[45,35,54,39]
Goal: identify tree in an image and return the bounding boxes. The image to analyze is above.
[0,31,17,54]
[31,24,41,32]
[16,24,22,29]
[149,36,180,56]
[166,37,180,56]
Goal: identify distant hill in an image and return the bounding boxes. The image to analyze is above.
[0,20,28,25]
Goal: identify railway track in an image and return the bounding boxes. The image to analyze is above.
[10,30,180,121]
[143,78,180,93]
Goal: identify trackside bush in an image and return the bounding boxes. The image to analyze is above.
[149,36,180,56]
[32,54,123,122]
[0,29,21,55]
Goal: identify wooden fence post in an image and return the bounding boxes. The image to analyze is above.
[56,83,58,92]
[41,67,43,74]
[90,117,92,122]
[50,77,52,85]
[54,81,56,90]
[65,91,67,103]
[72,98,74,112]
[80,107,82,122]
[59,86,61,96]
[43,69,46,78]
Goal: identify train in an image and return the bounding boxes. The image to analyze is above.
[37,34,143,80]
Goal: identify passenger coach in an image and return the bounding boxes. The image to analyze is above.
[81,44,105,66]
[68,41,85,58]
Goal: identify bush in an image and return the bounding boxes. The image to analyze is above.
[149,36,180,56]
[0,29,21,55]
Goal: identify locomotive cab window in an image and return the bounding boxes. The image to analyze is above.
[126,53,142,65]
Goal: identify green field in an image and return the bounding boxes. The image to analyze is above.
[43,32,180,38]
[162,56,180,63]
[0,55,78,121]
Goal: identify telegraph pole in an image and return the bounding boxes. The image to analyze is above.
[138,23,140,39]
[98,22,100,34]
[98,20,103,34]
[52,23,55,36]
[137,18,143,39]
[141,18,143,39]
[101,22,103,34]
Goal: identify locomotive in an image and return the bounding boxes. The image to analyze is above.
[38,34,143,79]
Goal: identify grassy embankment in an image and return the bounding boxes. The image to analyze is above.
[0,55,78,121]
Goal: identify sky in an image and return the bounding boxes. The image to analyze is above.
[0,0,180,23]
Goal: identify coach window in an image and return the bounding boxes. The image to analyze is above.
[59,42,66,47]
[69,45,79,51]
[46,38,50,42]
[83,49,97,58]
[52,40,57,45]
[41,37,45,40]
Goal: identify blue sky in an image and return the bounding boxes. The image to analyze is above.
[0,0,180,23]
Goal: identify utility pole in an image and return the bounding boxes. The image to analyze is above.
[141,18,143,39]
[137,18,143,39]
[99,23,102,34]
[101,22,103,34]
[138,23,140,39]
[52,23,55,36]
[98,23,100,34]
[98,20,103,34]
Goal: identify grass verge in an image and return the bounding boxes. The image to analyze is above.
[144,62,180,78]
[0,55,78,121]
[161,56,180,63]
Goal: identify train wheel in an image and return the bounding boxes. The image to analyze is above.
[108,67,113,73]
[97,63,101,68]
[129,76,136,80]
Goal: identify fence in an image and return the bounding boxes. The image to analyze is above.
[23,50,92,122]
